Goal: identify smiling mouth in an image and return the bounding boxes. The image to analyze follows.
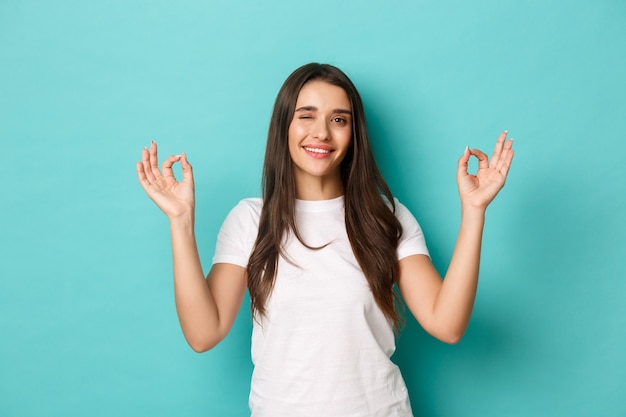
[303,146,332,154]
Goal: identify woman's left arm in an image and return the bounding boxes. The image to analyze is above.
[397,131,514,344]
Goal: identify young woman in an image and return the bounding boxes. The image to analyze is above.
[136,63,514,416]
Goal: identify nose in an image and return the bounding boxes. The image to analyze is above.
[313,118,330,141]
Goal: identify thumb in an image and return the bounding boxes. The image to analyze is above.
[180,152,194,187]
[457,146,470,178]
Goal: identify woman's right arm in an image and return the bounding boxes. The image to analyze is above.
[136,142,247,352]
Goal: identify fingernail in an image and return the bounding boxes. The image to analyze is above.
[504,130,508,133]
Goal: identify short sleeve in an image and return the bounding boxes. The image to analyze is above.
[394,199,430,260]
[212,198,262,268]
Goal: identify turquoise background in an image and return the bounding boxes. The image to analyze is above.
[1,0,625,416]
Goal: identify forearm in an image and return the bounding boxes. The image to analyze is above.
[169,215,221,351]
[433,207,485,341]
[405,133,512,343]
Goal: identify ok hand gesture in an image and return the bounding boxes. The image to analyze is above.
[457,131,514,210]
[136,141,195,220]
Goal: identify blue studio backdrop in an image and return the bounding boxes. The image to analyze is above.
[1,1,625,416]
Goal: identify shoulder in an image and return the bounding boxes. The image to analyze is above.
[379,196,419,228]
[213,198,262,266]
[391,198,430,258]
[235,197,263,210]
[392,198,426,239]
[226,197,263,221]
[390,197,416,224]
[236,197,263,213]
[218,197,263,235]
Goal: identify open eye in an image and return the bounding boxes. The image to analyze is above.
[332,117,347,125]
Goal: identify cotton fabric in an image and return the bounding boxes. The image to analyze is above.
[213,196,429,417]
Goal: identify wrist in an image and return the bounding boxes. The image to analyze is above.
[460,204,486,222]
[169,212,195,233]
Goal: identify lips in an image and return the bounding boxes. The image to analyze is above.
[304,147,331,154]
[303,145,334,155]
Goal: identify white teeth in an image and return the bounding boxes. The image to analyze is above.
[304,147,331,154]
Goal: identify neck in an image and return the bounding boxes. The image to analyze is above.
[295,176,344,200]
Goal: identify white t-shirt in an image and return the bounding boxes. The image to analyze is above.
[213,196,429,417]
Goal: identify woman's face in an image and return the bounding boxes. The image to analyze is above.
[288,80,353,195]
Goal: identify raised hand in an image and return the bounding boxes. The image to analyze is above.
[136,141,195,219]
[457,131,514,210]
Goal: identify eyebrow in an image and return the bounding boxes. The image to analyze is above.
[295,106,352,115]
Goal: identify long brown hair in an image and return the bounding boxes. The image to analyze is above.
[247,63,404,330]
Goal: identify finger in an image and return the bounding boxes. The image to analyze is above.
[457,146,471,178]
[161,154,182,180]
[180,152,195,187]
[500,149,514,179]
[494,139,514,170]
[470,148,489,170]
[495,140,514,177]
[141,146,156,182]
[136,161,151,190]
[149,141,163,179]
[490,130,508,164]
